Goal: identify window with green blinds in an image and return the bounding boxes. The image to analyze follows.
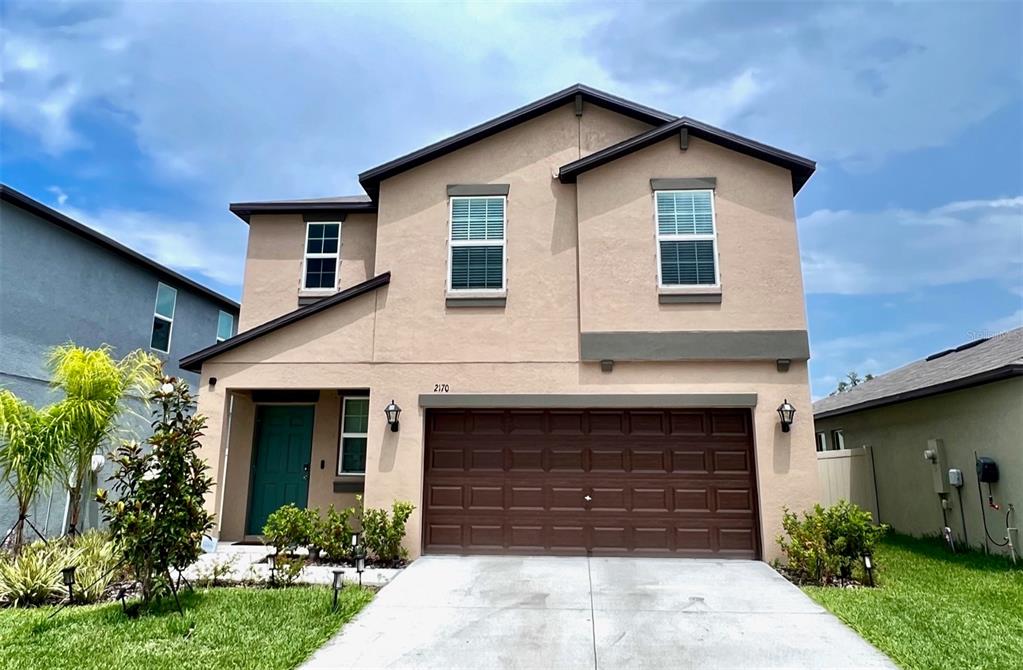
[449,196,505,291]
[654,189,718,286]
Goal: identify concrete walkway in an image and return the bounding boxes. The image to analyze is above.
[302,555,897,670]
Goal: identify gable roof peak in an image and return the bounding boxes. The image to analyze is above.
[357,84,676,197]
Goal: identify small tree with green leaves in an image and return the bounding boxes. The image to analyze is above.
[97,377,213,605]
[49,343,161,535]
[830,371,875,396]
[0,392,63,553]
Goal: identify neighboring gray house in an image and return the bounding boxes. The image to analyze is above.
[814,327,1022,556]
[0,183,239,538]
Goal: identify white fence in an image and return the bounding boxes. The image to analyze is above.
[817,446,879,522]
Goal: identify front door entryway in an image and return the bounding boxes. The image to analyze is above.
[247,405,315,535]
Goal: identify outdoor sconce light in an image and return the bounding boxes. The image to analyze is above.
[332,569,345,610]
[862,551,875,587]
[384,400,401,432]
[267,548,278,586]
[61,565,77,603]
[777,399,796,433]
[208,376,217,390]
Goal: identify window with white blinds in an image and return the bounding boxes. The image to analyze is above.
[654,189,719,287]
[448,196,506,291]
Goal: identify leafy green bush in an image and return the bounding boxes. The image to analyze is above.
[312,505,357,562]
[777,500,888,584]
[98,377,214,605]
[263,504,317,553]
[362,500,415,564]
[0,541,65,606]
[69,530,122,603]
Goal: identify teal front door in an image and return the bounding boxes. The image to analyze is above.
[247,405,315,536]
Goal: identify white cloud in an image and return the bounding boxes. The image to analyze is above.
[61,205,246,286]
[47,185,68,206]
[585,1,1022,166]
[799,197,1023,295]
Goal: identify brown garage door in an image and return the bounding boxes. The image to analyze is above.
[422,408,760,558]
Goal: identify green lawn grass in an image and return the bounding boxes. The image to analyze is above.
[0,585,373,670]
[803,534,1022,670]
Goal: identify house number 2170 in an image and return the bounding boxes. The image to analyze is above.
[433,384,450,392]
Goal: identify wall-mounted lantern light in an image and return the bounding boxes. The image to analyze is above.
[332,568,345,610]
[61,565,77,603]
[777,399,796,433]
[384,400,401,432]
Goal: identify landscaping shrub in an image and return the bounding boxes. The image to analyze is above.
[777,500,888,584]
[98,377,214,605]
[69,530,122,603]
[0,541,65,606]
[361,500,415,564]
[263,504,318,553]
[312,505,358,562]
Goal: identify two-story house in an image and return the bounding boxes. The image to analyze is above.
[182,85,819,561]
[0,184,240,536]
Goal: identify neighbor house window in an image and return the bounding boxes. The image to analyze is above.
[150,283,177,353]
[448,196,506,292]
[815,432,828,452]
[654,189,719,287]
[216,310,234,343]
[830,429,845,451]
[339,397,369,475]
[303,222,341,291]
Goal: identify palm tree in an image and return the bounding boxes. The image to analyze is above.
[0,391,63,552]
[47,344,161,535]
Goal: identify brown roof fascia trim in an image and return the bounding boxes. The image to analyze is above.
[358,84,676,197]
[1,184,240,311]
[558,117,816,194]
[179,272,391,372]
[229,200,378,224]
[813,364,1023,420]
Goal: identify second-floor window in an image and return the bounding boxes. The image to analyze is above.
[448,196,506,292]
[216,310,234,343]
[830,429,846,451]
[654,189,719,287]
[303,222,340,291]
[151,282,177,353]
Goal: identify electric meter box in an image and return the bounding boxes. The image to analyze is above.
[948,468,964,487]
[976,457,999,484]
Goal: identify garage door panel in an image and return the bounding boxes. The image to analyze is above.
[423,408,759,558]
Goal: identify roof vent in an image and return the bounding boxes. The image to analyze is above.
[925,348,955,362]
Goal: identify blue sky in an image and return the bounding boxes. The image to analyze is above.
[2,1,1021,398]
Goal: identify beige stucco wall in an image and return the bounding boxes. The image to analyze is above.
[197,356,819,561]
[197,101,819,561]
[577,136,806,333]
[238,212,378,330]
[814,378,1022,555]
[215,389,362,539]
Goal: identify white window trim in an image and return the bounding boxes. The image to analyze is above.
[216,310,234,343]
[816,432,828,452]
[653,189,721,290]
[338,396,369,476]
[830,429,845,451]
[301,221,342,294]
[151,282,177,354]
[446,195,508,296]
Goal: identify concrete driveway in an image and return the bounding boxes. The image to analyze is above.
[302,556,896,669]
